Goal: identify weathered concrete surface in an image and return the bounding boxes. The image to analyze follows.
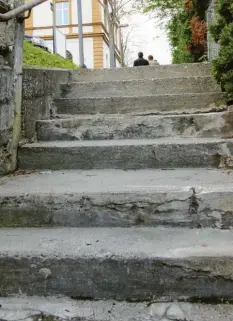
[0,8,20,68]
[0,67,14,148]
[1,297,233,321]
[54,93,226,116]
[59,77,221,99]
[22,68,71,141]
[18,138,233,170]
[0,0,24,175]
[36,111,233,141]
[1,227,233,299]
[71,63,212,82]
[0,169,233,228]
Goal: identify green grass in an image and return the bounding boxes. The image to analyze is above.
[23,40,78,69]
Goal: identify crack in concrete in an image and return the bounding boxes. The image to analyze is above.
[78,196,191,210]
[188,188,201,228]
[158,261,233,283]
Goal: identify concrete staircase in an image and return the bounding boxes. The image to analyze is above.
[1,63,233,320]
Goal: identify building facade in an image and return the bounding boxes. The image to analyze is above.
[25,0,121,68]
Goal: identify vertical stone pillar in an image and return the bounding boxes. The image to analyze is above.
[0,0,24,175]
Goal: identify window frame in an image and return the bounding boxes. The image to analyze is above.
[55,1,69,26]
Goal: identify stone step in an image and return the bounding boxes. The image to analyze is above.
[59,77,220,98]
[1,169,233,228]
[18,138,233,170]
[1,297,233,321]
[71,63,212,82]
[54,92,226,115]
[1,227,233,300]
[36,111,233,141]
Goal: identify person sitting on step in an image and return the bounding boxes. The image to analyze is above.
[133,52,149,67]
[148,55,159,66]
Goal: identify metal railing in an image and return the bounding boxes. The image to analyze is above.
[0,0,47,22]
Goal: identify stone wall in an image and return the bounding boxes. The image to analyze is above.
[0,0,24,175]
[0,67,13,149]
[22,67,71,141]
[0,3,73,175]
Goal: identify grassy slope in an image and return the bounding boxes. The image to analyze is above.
[23,41,78,69]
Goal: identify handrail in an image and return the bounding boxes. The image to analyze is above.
[0,0,47,21]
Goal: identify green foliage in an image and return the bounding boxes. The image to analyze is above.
[172,41,194,64]
[140,0,207,64]
[168,9,194,64]
[23,41,78,69]
[209,16,225,42]
[142,0,183,13]
[210,0,233,101]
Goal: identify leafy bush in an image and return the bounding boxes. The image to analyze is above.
[210,0,233,101]
[168,10,195,63]
[139,0,208,64]
[23,41,78,69]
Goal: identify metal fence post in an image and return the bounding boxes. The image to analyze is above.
[206,0,219,61]
[77,0,84,67]
[52,0,57,54]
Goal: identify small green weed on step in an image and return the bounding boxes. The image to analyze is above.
[23,41,78,69]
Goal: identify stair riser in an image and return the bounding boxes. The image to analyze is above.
[71,63,212,82]
[60,78,220,98]
[1,255,233,300]
[36,112,233,141]
[54,93,226,115]
[0,191,232,228]
[18,141,233,170]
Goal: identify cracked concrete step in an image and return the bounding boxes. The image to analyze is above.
[54,92,226,115]
[59,77,221,99]
[36,111,233,141]
[1,297,233,321]
[18,138,233,170]
[70,63,212,82]
[1,227,233,299]
[1,169,233,228]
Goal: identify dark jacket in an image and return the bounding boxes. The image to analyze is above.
[133,58,149,66]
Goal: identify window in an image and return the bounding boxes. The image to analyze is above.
[56,2,69,25]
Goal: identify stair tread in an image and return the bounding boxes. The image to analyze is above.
[1,226,233,299]
[37,110,229,122]
[54,92,225,99]
[61,75,215,85]
[59,77,220,98]
[21,137,233,148]
[54,92,226,115]
[0,296,233,321]
[1,226,233,258]
[1,168,233,196]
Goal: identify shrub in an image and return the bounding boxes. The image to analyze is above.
[210,0,233,101]
[141,0,208,63]
[168,10,195,63]
[23,41,78,69]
